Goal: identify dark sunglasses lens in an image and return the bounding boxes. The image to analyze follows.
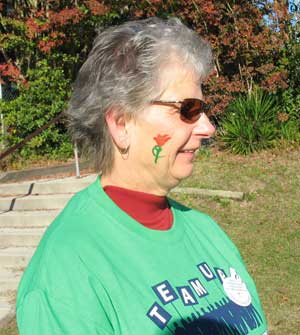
[180,99,203,123]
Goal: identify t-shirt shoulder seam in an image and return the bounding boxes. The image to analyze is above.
[16,288,114,333]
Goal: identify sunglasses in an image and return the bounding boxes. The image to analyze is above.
[151,98,210,124]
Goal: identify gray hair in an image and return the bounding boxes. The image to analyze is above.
[66,17,214,174]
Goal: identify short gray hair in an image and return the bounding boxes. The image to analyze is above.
[66,17,214,174]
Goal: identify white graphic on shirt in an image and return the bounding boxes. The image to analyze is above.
[223,268,252,307]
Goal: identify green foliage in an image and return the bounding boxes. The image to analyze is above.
[280,89,300,120]
[1,1,298,163]
[279,120,300,142]
[286,37,300,91]
[213,196,231,208]
[197,146,211,160]
[244,192,257,201]
[218,90,279,154]
[277,89,300,143]
[0,60,73,160]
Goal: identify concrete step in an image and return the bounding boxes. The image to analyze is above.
[0,228,45,248]
[0,287,18,296]
[0,271,21,292]
[0,210,59,228]
[0,271,17,304]
[0,174,97,326]
[0,247,35,270]
[0,174,96,196]
[0,303,14,326]
[0,271,23,325]
[0,160,92,184]
[0,194,72,211]
[0,290,16,304]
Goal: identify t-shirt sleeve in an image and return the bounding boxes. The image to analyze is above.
[17,289,113,335]
[16,226,116,335]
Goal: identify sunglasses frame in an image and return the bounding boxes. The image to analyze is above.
[151,98,209,124]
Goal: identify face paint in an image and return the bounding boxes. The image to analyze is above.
[152,134,171,164]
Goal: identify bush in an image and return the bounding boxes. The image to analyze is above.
[218,90,279,154]
[0,60,73,162]
[277,89,300,143]
[279,120,300,142]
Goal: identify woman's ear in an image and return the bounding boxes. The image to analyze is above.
[105,109,130,151]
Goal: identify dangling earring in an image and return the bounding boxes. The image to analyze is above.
[118,130,129,160]
[119,145,130,160]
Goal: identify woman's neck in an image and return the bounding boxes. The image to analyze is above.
[101,171,171,196]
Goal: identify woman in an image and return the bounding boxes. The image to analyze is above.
[16,17,268,335]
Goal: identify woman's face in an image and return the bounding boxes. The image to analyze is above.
[125,64,215,195]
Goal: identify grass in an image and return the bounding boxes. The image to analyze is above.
[174,147,300,334]
[0,156,74,172]
[1,147,299,334]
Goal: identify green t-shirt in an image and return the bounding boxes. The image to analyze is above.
[16,177,268,335]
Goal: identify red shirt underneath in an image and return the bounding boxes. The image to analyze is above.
[104,185,173,230]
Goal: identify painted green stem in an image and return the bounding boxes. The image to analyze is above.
[152,145,162,164]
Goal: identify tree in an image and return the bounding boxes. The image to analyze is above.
[118,0,290,113]
[0,0,111,84]
[0,0,297,160]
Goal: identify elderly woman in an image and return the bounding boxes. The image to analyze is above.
[16,18,268,335]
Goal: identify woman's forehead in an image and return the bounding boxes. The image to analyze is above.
[159,62,201,89]
[157,63,202,99]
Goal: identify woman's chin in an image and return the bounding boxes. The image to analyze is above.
[171,164,194,184]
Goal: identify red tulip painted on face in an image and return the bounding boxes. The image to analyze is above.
[152,134,171,164]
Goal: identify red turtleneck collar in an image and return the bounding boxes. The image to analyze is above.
[103,185,173,230]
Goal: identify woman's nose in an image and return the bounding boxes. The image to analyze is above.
[192,113,216,138]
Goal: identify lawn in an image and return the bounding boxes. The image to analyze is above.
[175,147,300,334]
[1,147,299,334]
